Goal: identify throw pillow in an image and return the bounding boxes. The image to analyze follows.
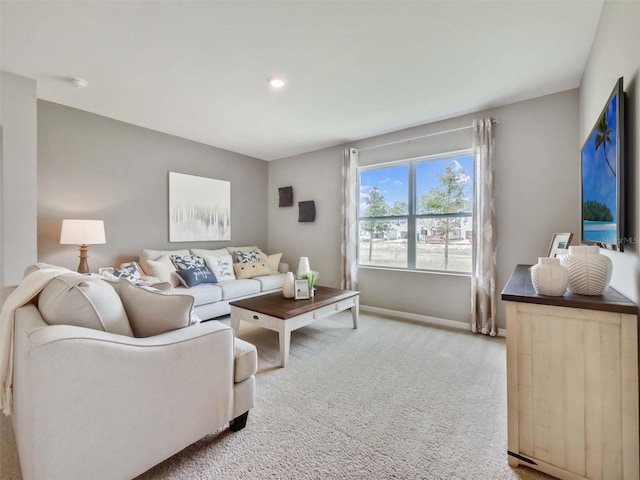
[38,274,133,336]
[170,254,217,288]
[139,248,190,275]
[232,250,262,264]
[118,279,195,337]
[204,254,236,281]
[261,252,283,273]
[146,255,182,287]
[226,246,261,253]
[233,261,273,279]
[102,262,142,284]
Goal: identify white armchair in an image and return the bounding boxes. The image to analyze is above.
[11,302,256,480]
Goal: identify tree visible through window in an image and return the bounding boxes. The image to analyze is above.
[358,150,473,273]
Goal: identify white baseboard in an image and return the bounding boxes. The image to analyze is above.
[360,304,506,337]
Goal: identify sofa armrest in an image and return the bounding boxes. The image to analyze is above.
[13,304,235,480]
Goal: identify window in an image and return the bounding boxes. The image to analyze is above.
[358,150,473,273]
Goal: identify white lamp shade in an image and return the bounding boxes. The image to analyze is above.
[60,219,106,245]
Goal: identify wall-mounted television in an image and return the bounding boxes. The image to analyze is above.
[581,77,626,251]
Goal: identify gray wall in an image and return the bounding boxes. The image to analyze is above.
[38,101,268,271]
[579,0,639,303]
[268,89,581,330]
[0,71,38,288]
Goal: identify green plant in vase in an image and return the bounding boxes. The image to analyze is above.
[301,271,319,296]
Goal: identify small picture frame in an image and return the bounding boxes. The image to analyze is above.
[294,279,310,300]
[548,233,573,257]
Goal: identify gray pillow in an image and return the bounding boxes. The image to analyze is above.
[38,274,133,336]
[118,279,195,338]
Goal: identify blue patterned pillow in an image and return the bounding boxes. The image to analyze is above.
[233,250,262,263]
[170,254,217,288]
[103,262,142,284]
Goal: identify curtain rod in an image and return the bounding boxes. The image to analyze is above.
[358,119,499,153]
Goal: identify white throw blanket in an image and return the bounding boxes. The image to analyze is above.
[0,268,69,415]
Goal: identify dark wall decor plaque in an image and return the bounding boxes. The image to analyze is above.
[298,200,316,223]
[279,186,293,207]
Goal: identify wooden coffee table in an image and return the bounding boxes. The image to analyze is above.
[230,286,359,367]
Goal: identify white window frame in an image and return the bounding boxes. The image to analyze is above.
[357,148,473,274]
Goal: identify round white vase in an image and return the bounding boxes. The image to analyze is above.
[559,245,612,296]
[530,257,568,296]
[283,272,295,298]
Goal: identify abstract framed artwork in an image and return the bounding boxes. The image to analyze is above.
[169,172,231,242]
[279,186,293,207]
[298,200,316,222]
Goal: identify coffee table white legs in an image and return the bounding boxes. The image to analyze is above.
[279,327,291,368]
[351,297,359,329]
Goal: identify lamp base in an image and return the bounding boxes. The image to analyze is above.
[77,244,90,274]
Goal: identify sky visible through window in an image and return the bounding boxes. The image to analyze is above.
[360,154,474,212]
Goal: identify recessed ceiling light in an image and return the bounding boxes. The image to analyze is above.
[68,78,88,89]
[268,76,286,89]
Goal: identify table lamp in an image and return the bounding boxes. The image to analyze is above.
[60,219,106,273]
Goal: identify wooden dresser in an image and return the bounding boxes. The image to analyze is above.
[502,265,639,480]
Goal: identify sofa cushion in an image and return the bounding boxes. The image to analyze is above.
[139,248,190,275]
[227,246,261,254]
[232,250,262,264]
[203,254,236,281]
[254,273,286,291]
[38,274,133,336]
[171,255,217,288]
[190,248,229,258]
[101,262,142,284]
[119,279,195,337]
[145,255,182,287]
[218,279,261,300]
[261,252,283,273]
[233,261,272,279]
[233,338,258,383]
[174,283,223,306]
[103,277,173,296]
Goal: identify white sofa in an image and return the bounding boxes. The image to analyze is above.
[138,246,287,320]
[10,268,257,480]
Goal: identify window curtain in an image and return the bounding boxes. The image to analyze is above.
[471,119,497,336]
[341,148,359,290]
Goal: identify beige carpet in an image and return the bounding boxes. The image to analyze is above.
[1,312,553,480]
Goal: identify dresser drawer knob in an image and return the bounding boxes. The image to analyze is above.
[253,315,259,320]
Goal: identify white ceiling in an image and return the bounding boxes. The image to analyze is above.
[1,1,604,161]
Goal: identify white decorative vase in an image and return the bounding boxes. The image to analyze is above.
[298,257,310,277]
[559,246,612,296]
[530,257,568,296]
[283,272,295,298]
